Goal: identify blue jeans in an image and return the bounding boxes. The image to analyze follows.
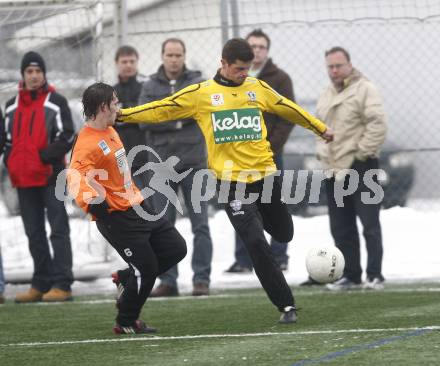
[0,251,4,294]
[152,169,213,287]
[17,185,73,292]
[234,154,289,267]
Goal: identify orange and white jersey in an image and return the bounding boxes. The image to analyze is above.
[68,125,143,216]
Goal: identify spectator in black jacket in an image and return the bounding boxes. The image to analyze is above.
[2,51,75,303]
[113,45,147,174]
[138,38,213,297]
[225,29,296,274]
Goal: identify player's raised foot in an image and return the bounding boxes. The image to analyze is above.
[113,319,157,335]
[279,306,297,324]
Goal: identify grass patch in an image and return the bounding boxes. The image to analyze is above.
[1,284,439,365]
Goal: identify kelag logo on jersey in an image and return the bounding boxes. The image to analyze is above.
[211,108,262,144]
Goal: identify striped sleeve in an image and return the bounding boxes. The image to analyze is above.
[258,80,327,136]
[40,92,76,164]
[119,83,200,124]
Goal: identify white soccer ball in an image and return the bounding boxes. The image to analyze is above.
[305,246,345,284]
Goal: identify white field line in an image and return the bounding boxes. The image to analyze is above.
[17,293,238,306]
[2,326,439,348]
[15,287,440,306]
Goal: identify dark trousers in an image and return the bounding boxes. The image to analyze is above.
[17,185,73,292]
[221,175,295,311]
[234,154,288,267]
[325,158,384,283]
[96,207,187,326]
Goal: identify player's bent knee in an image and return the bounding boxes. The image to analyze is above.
[273,225,294,243]
[174,236,187,262]
[138,262,160,280]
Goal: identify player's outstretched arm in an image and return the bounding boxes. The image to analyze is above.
[117,83,200,124]
[258,80,329,138]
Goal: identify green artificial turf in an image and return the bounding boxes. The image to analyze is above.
[1,284,439,366]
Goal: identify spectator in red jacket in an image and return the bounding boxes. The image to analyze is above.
[2,51,75,303]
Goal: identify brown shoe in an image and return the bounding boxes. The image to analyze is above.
[150,284,179,298]
[192,282,209,296]
[42,288,73,302]
[15,287,44,303]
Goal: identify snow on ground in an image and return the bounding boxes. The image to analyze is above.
[1,201,439,299]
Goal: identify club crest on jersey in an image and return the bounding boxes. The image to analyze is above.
[230,200,244,216]
[211,93,224,106]
[247,91,257,102]
[98,140,111,155]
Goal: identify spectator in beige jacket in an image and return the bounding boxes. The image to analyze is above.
[314,46,387,290]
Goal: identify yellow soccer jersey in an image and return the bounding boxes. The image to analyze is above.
[119,77,327,183]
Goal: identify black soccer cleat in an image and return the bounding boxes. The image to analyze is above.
[111,268,131,307]
[279,306,297,324]
[113,319,157,334]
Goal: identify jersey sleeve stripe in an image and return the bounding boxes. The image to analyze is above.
[121,83,201,118]
[275,99,323,135]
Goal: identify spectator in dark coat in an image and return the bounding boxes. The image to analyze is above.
[113,45,147,174]
[138,38,213,297]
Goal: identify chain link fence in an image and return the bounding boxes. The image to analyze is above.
[2,0,438,202]
[0,0,439,266]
